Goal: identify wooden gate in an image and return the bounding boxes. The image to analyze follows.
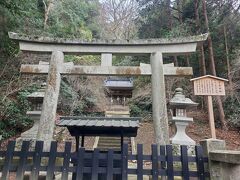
[0,141,209,180]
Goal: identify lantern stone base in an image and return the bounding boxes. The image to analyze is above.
[17,111,41,148]
[170,117,195,146]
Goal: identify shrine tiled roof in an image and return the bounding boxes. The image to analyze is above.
[57,116,139,128]
[57,116,140,137]
[104,77,133,89]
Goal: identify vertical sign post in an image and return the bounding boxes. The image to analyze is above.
[190,75,228,139]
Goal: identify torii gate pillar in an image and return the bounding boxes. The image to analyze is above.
[37,51,64,150]
[151,52,169,145]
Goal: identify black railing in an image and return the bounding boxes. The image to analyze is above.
[0,141,209,180]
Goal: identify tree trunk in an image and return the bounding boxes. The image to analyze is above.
[166,0,172,29]
[166,0,178,67]
[194,0,207,75]
[199,45,207,75]
[173,56,178,66]
[202,0,216,74]
[177,0,183,23]
[202,0,227,129]
[194,0,206,110]
[43,0,53,30]
[224,25,233,96]
[186,54,190,67]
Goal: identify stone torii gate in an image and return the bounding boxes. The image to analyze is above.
[9,32,207,150]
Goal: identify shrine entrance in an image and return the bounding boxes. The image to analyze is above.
[9,32,208,150]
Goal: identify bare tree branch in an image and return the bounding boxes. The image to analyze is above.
[99,0,138,39]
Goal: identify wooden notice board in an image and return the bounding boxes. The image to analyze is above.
[191,75,228,96]
[190,75,228,139]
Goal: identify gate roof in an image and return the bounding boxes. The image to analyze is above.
[9,32,208,55]
[57,116,140,137]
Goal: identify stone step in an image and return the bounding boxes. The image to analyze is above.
[98,139,120,142]
[98,140,130,144]
[97,137,131,152]
[98,147,121,151]
[98,137,130,142]
[100,137,121,141]
[97,143,121,148]
[98,145,121,148]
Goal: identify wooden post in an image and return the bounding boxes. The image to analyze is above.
[121,132,124,152]
[207,96,216,139]
[81,136,85,147]
[76,136,79,152]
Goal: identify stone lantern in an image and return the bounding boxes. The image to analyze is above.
[169,88,198,145]
[19,83,45,141]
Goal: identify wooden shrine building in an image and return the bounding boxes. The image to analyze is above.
[104,77,133,107]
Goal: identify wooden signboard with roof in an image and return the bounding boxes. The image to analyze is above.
[191,75,228,139]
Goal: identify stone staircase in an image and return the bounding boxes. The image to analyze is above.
[97,136,132,152]
[95,104,136,153]
[107,105,130,111]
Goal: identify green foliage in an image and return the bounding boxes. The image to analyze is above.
[0,85,38,139]
[58,80,78,113]
[0,0,100,56]
[129,93,152,119]
[71,85,97,116]
[45,0,99,39]
[0,7,18,55]
[59,78,97,116]
[0,0,101,140]
[165,23,193,38]
[224,96,240,128]
[65,55,101,65]
[133,76,151,89]
[72,94,97,116]
[137,0,171,38]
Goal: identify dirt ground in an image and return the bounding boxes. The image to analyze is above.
[135,110,240,154]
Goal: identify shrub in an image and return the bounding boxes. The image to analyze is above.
[224,96,240,128]
[0,85,38,139]
[129,94,152,120]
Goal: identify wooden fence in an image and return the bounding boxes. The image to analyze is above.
[0,141,209,180]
